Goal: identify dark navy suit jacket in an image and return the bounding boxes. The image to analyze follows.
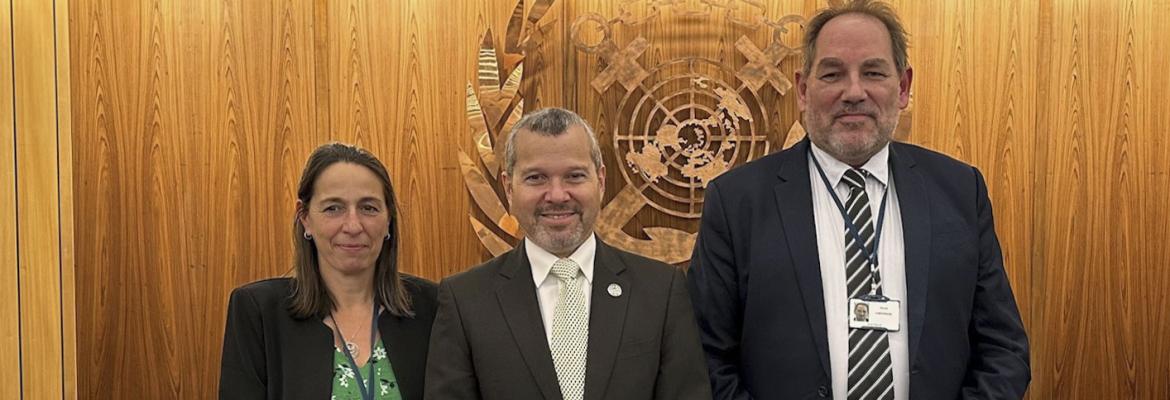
[688,139,1030,399]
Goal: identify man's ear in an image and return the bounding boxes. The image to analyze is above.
[597,164,606,199]
[898,67,914,109]
[795,70,809,112]
[501,171,514,210]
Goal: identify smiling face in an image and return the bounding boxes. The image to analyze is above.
[502,125,606,258]
[299,162,390,277]
[796,12,912,167]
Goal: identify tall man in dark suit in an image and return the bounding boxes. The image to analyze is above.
[687,1,1030,399]
[426,107,711,400]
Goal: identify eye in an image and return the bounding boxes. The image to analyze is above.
[818,71,840,81]
[524,174,546,184]
[322,204,344,215]
[865,71,889,79]
[360,204,381,214]
[567,172,588,182]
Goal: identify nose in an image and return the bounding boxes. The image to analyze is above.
[341,209,363,234]
[842,74,867,105]
[544,180,572,203]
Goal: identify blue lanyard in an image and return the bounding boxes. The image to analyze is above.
[332,304,380,400]
[810,150,890,293]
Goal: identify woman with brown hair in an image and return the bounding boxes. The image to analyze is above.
[220,143,437,400]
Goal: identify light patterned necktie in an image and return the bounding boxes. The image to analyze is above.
[550,258,588,400]
[842,168,894,400]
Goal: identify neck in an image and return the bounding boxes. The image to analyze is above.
[320,267,376,313]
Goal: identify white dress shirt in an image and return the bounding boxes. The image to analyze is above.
[526,234,596,346]
[808,143,910,400]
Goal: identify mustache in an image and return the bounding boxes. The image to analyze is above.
[834,105,877,118]
[536,204,581,214]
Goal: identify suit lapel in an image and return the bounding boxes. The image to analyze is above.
[775,139,832,377]
[583,240,630,400]
[889,144,931,368]
[496,243,563,400]
[300,320,336,399]
[379,313,423,400]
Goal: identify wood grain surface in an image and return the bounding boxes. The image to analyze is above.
[0,0,19,397]
[12,0,69,398]
[61,0,1170,398]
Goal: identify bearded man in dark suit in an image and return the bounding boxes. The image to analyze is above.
[687,1,1030,399]
[426,107,711,400]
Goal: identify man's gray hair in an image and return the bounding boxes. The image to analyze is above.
[802,0,910,77]
[502,107,605,175]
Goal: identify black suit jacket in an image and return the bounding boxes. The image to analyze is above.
[219,275,438,400]
[425,239,712,400]
[688,140,1030,399]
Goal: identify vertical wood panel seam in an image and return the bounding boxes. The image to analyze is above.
[50,0,73,396]
[51,0,65,397]
[5,0,22,397]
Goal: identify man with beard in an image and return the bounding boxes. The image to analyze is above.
[426,107,711,400]
[687,1,1030,399]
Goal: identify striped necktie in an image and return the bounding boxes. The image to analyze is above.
[842,168,894,400]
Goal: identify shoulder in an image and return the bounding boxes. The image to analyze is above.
[230,277,294,305]
[709,144,796,188]
[400,273,439,316]
[890,141,986,199]
[892,141,977,177]
[604,243,681,281]
[441,250,513,289]
[401,273,437,300]
[225,277,296,320]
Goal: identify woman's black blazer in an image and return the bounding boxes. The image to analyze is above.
[219,275,438,400]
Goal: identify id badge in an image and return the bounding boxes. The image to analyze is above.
[848,295,901,331]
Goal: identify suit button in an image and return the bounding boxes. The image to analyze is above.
[818,385,830,398]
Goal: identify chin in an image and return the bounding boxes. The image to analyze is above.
[328,261,376,275]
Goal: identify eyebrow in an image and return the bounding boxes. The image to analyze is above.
[815,58,845,70]
[318,196,384,204]
[861,58,893,69]
[519,165,592,175]
[815,57,894,71]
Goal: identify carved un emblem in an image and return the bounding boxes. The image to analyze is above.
[459,0,811,264]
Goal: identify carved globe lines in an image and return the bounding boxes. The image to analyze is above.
[615,58,771,218]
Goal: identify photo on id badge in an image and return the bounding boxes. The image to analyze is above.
[849,295,901,331]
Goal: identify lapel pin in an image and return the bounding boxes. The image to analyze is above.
[607,283,623,298]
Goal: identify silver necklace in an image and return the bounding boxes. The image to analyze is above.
[332,316,365,359]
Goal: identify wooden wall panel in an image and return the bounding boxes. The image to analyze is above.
[64,0,1170,398]
[1033,0,1170,398]
[13,0,68,397]
[1130,2,1170,397]
[69,0,319,398]
[0,0,19,397]
[54,0,78,396]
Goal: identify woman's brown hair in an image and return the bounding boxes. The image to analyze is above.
[289,142,413,319]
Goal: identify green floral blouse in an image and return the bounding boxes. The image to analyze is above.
[331,338,402,400]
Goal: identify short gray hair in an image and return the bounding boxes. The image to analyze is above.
[502,107,604,175]
[802,0,910,77]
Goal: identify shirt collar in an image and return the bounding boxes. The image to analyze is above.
[527,234,597,286]
[809,141,891,188]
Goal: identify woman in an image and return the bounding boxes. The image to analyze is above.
[220,143,437,400]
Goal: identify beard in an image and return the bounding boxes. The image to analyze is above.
[804,103,899,166]
[526,203,594,255]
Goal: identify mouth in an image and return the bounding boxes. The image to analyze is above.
[335,243,368,252]
[537,208,580,225]
[834,113,874,123]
